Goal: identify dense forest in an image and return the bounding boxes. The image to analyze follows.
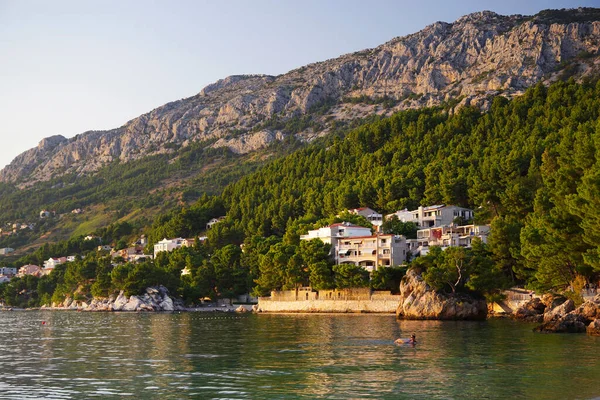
[2,78,600,307]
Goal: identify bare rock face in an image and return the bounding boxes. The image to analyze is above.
[514,297,546,322]
[396,269,487,320]
[572,294,600,320]
[587,319,600,336]
[543,299,575,322]
[534,294,600,333]
[535,313,588,333]
[2,8,600,187]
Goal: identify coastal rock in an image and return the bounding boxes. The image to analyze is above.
[396,269,487,320]
[541,294,568,310]
[113,291,128,311]
[122,296,144,311]
[587,319,600,336]
[236,305,248,313]
[514,297,546,322]
[572,294,600,321]
[159,295,174,312]
[534,313,587,333]
[543,299,575,323]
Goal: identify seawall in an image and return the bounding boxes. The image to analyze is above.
[256,298,400,313]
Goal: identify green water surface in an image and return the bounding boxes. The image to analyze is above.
[0,311,598,399]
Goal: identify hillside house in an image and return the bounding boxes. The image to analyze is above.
[112,246,152,262]
[300,222,372,249]
[154,238,185,257]
[43,257,67,270]
[0,267,17,276]
[413,224,490,256]
[206,217,226,230]
[347,207,384,231]
[335,234,407,271]
[387,205,474,228]
[39,210,51,219]
[17,264,42,277]
[0,248,14,255]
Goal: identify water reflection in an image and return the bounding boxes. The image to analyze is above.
[0,312,599,399]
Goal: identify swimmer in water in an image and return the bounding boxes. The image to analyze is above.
[395,333,416,345]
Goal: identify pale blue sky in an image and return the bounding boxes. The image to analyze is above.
[0,0,598,169]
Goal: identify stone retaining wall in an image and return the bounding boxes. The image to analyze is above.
[256,298,400,313]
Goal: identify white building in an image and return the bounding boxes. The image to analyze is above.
[40,210,51,219]
[387,205,474,228]
[0,267,17,276]
[0,248,14,255]
[43,257,66,270]
[300,222,372,249]
[154,238,186,257]
[346,207,384,231]
[413,224,490,256]
[206,217,226,230]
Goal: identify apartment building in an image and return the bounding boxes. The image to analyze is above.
[335,234,407,271]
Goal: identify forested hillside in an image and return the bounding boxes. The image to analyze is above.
[2,78,600,307]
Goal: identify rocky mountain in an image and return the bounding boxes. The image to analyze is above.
[2,7,600,187]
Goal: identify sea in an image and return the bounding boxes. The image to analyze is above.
[0,311,598,399]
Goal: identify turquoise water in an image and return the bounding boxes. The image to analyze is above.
[0,311,598,399]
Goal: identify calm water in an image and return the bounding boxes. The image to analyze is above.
[0,311,598,399]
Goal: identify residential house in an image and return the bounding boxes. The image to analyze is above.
[300,222,372,250]
[414,224,490,256]
[154,238,186,258]
[114,246,152,262]
[0,248,14,255]
[132,235,147,246]
[43,257,67,271]
[40,210,51,219]
[182,238,196,248]
[0,275,10,284]
[206,216,226,230]
[71,208,83,214]
[335,234,407,271]
[387,205,474,228]
[17,264,42,277]
[347,207,384,231]
[0,267,17,276]
[84,235,99,241]
[97,245,113,252]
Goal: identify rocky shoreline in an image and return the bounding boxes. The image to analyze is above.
[36,286,253,313]
[513,293,600,335]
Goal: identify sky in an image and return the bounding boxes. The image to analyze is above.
[1,0,599,169]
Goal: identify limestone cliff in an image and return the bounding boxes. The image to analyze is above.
[3,8,600,187]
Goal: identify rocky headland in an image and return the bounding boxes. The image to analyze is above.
[395,269,487,320]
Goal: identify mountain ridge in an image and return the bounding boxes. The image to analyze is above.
[2,7,600,187]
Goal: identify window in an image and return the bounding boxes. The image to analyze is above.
[381,239,387,244]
